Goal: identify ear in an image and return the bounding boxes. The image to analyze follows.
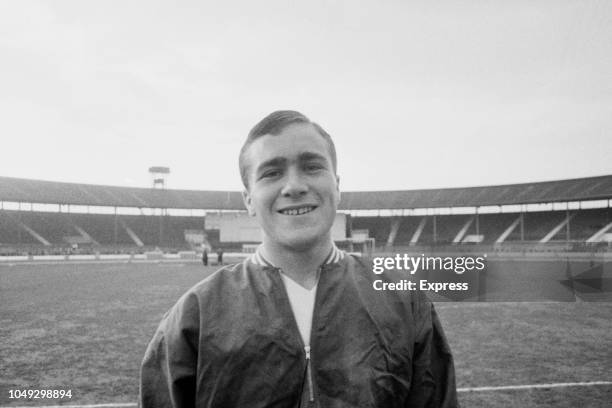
[335,174,341,206]
[242,189,256,216]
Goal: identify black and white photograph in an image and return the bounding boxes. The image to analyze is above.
[1,1,611,407]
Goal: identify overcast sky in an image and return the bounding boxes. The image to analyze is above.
[1,0,610,192]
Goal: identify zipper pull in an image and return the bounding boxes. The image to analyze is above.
[304,346,314,402]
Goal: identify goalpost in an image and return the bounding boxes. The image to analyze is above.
[348,235,375,257]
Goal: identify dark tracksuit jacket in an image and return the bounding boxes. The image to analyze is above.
[140,252,458,407]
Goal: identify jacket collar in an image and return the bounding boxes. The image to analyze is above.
[250,244,344,268]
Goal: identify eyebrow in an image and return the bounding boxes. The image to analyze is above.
[298,151,328,163]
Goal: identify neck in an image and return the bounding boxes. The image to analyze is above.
[261,236,333,288]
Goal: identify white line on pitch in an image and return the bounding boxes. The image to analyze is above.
[0,403,136,408]
[458,380,612,392]
[2,381,611,407]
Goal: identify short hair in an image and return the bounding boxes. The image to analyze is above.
[239,110,337,189]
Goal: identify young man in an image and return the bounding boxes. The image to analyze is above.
[140,111,459,407]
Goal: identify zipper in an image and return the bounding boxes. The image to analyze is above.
[304,345,314,402]
[304,265,324,405]
[272,264,325,406]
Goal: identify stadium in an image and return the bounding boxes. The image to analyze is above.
[1,174,611,256]
[2,0,611,406]
[1,174,611,407]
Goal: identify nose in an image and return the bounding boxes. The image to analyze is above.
[281,168,308,198]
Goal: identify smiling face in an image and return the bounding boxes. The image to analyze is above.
[242,122,340,251]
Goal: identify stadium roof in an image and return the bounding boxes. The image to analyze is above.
[0,175,611,211]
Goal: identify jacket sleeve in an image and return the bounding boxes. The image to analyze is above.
[405,293,459,408]
[140,293,200,408]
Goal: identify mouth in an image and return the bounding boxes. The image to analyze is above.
[278,206,317,216]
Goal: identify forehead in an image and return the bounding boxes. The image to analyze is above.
[245,123,333,169]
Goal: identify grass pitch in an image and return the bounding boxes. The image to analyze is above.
[1,260,611,407]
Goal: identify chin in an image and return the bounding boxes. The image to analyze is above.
[277,231,326,252]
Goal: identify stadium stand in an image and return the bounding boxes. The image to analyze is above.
[559,208,611,242]
[390,216,422,246]
[0,211,39,246]
[351,216,391,246]
[1,175,612,210]
[521,211,567,242]
[0,175,611,255]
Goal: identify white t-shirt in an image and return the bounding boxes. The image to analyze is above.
[280,272,318,346]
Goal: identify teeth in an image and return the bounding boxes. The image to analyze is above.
[281,206,314,215]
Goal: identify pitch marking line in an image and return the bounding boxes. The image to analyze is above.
[458,380,612,392]
[0,404,137,408]
[2,381,611,408]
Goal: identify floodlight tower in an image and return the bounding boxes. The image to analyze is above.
[149,166,170,189]
[148,166,170,249]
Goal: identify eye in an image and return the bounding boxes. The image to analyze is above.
[304,163,324,172]
[261,169,282,179]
